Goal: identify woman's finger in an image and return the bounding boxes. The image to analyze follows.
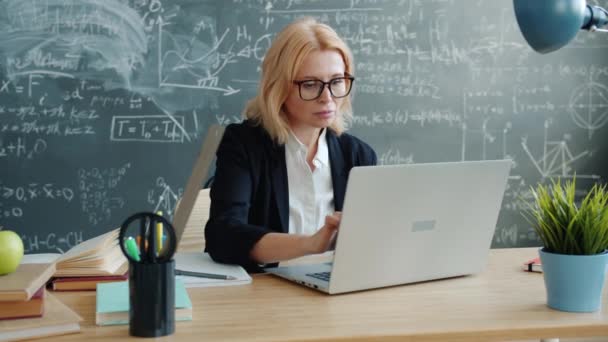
[325,215,340,229]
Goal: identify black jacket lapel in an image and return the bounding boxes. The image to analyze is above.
[270,143,289,233]
[327,131,347,211]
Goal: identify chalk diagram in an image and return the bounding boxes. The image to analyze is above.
[521,119,598,179]
[461,120,514,162]
[149,177,181,219]
[568,81,608,139]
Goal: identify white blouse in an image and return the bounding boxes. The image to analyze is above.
[285,129,335,235]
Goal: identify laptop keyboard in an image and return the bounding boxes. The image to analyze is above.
[306,271,331,282]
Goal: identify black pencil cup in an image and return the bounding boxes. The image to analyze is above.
[128,260,175,337]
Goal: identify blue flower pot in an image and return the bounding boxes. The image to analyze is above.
[539,248,608,312]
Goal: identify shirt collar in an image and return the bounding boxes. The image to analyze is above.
[315,128,329,168]
[286,128,329,168]
[286,129,302,154]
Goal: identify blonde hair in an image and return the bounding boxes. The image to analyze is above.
[243,17,354,144]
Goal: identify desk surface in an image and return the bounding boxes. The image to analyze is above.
[47,248,608,342]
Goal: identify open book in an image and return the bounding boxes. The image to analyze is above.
[54,229,128,277]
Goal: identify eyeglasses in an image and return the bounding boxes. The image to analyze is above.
[292,75,355,101]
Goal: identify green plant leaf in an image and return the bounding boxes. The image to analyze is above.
[520,176,608,255]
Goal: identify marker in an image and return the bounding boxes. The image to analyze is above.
[156,211,163,255]
[124,237,141,262]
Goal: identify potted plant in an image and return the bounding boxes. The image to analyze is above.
[524,177,608,312]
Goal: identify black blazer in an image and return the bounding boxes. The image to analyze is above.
[204,120,377,272]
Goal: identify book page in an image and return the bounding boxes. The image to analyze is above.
[21,254,62,264]
[57,229,119,264]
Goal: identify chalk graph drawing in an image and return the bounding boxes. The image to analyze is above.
[156,15,241,96]
[460,119,516,168]
[0,0,245,97]
[461,88,515,165]
[521,119,598,179]
[568,80,608,139]
[0,0,245,135]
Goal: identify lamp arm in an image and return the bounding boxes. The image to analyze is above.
[582,5,608,32]
[601,7,608,32]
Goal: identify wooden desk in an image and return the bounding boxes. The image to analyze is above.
[47,248,608,342]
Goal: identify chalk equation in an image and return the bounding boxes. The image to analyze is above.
[110,115,186,142]
[78,164,130,225]
[20,231,84,253]
[0,182,74,203]
[0,136,47,159]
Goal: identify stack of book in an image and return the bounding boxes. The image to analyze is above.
[0,263,55,320]
[50,228,129,291]
[0,262,82,341]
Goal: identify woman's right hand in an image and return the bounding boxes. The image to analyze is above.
[306,212,342,254]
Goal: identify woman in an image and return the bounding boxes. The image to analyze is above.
[205,17,377,271]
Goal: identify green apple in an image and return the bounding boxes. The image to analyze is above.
[0,230,24,275]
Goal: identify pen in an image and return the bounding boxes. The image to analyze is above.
[175,269,237,280]
[147,215,156,263]
[124,237,141,262]
[136,236,149,250]
[139,216,146,255]
[156,211,163,255]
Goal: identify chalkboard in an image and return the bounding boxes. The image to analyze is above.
[1,0,608,253]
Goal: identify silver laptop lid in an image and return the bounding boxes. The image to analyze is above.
[328,160,511,294]
[172,124,225,247]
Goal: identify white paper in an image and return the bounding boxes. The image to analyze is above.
[21,253,62,264]
[174,252,252,288]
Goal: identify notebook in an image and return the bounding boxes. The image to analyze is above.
[95,279,192,326]
[0,292,81,341]
[174,252,252,288]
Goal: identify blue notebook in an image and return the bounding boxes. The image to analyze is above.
[95,279,192,326]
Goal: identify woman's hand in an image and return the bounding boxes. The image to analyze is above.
[306,212,341,254]
[250,212,342,263]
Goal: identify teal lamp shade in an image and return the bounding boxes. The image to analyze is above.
[514,0,586,54]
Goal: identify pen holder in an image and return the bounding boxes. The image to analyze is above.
[119,212,178,338]
[128,260,175,337]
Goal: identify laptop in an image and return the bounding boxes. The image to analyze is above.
[265,159,512,294]
[172,124,225,247]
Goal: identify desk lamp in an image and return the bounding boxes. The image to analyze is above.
[514,0,608,53]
